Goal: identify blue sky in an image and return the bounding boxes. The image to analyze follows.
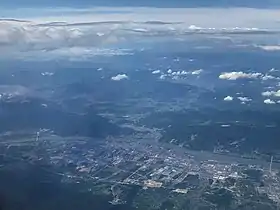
[1,0,280,8]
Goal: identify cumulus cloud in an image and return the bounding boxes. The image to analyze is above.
[272,90,280,97]
[261,90,280,97]
[269,68,279,72]
[172,75,179,80]
[224,96,233,101]
[219,71,262,80]
[237,97,252,102]
[262,91,273,97]
[111,74,128,81]
[152,70,161,74]
[166,69,189,77]
[261,75,278,80]
[264,99,276,104]
[172,71,182,76]
[159,74,167,80]
[160,68,204,81]
[170,69,202,76]
[188,25,202,30]
[191,69,203,75]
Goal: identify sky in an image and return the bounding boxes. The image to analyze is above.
[1,0,280,8]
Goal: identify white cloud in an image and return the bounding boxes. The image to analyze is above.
[188,25,202,30]
[261,90,280,97]
[172,76,179,80]
[167,69,172,74]
[159,74,166,79]
[219,71,262,80]
[191,69,203,75]
[262,91,273,97]
[271,90,280,97]
[264,99,276,104]
[237,97,252,102]
[0,7,279,59]
[159,74,166,80]
[262,75,274,80]
[41,72,54,76]
[0,20,135,59]
[269,68,279,72]
[261,74,279,80]
[167,70,190,77]
[152,70,161,74]
[224,96,233,101]
[257,45,280,51]
[111,74,128,81]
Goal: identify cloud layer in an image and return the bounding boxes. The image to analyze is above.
[0,7,279,59]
